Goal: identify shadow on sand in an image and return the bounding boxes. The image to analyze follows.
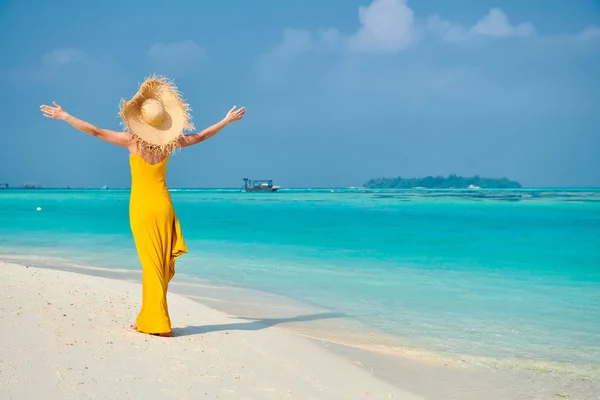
[172,312,346,337]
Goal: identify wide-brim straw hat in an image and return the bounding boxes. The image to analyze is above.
[119,75,195,154]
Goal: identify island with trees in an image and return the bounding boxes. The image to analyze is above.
[363,174,522,189]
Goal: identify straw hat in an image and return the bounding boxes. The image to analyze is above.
[119,75,195,154]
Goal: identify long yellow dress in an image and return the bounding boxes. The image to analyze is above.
[129,152,187,334]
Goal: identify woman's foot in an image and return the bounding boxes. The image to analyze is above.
[153,332,173,337]
[130,323,172,337]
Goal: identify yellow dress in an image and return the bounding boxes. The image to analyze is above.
[129,152,187,334]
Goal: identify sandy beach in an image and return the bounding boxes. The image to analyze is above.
[0,261,421,400]
[3,258,599,400]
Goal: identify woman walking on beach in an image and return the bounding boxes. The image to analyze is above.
[40,76,245,337]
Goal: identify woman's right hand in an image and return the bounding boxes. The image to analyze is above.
[40,102,69,120]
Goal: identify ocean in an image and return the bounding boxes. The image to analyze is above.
[1,188,599,394]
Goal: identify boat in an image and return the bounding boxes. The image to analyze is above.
[0,183,8,189]
[242,178,279,192]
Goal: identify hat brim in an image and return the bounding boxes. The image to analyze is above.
[119,75,195,154]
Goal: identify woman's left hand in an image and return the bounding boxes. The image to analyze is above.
[225,106,246,123]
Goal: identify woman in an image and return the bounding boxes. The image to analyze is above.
[40,75,246,337]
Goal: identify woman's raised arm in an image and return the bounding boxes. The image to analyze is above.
[179,105,246,148]
[40,102,131,148]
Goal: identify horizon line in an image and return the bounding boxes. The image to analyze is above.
[2,186,600,190]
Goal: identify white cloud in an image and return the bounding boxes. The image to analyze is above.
[575,25,600,41]
[262,1,540,63]
[256,0,594,84]
[348,0,416,53]
[148,40,205,64]
[426,8,537,42]
[42,48,85,67]
[426,15,470,43]
[470,8,535,38]
[260,0,416,62]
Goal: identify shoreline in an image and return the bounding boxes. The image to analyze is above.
[0,253,451,363]
[1,260,420,400]
[3,256,600,399]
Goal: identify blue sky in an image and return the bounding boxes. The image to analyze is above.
[1,0,599,188]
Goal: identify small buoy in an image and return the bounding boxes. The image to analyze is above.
[36,207,42,211]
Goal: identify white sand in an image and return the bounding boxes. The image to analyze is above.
[0,261,421,400]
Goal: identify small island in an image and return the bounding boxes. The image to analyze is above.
[363,174,522,189]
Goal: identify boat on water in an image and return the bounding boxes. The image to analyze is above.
[242,178,279,192]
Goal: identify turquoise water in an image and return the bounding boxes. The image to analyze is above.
[1,188,599,376]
